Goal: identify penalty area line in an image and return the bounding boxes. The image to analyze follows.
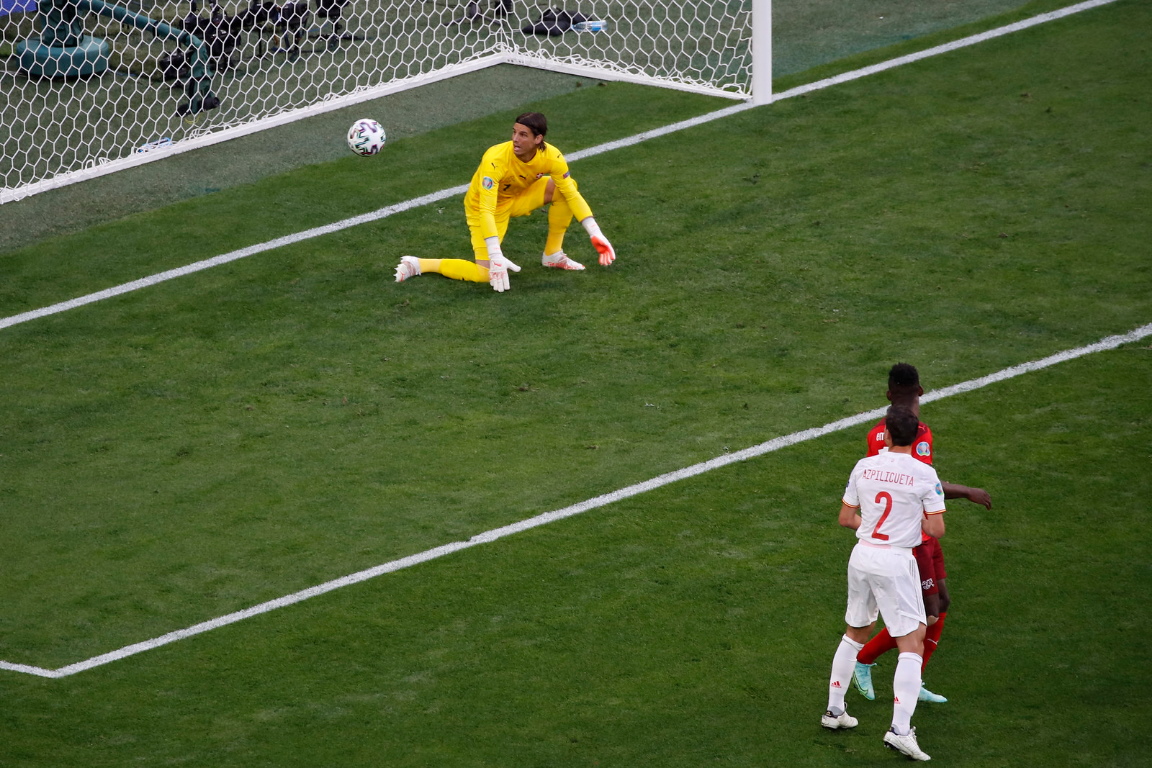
[0,185,468,332]
[0,0,1118,333]
[1,321,1149,678]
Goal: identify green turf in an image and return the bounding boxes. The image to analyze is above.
[0,65,604,254]
[0,0,1150,764]
[2,342,1148,767]
[772,0,1034,77]
[0,0,1040,252]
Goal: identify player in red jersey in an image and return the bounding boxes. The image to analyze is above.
[822,406,946,761]
[851,363,992,704]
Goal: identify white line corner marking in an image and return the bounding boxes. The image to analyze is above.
[3,321,1150,678]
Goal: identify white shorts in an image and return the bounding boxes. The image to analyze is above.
[844,541,926,638]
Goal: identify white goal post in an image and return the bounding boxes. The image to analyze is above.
[0,0,769,203]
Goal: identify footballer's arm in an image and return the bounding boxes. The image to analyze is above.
[839,502,862,531]
[922,510,945,539]
[551,159,616,266]
[941,481,992,509]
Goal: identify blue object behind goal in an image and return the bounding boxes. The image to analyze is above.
[1,0,38,16]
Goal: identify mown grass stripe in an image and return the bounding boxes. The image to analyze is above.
[0,0,1118,333]
[3,320,1148,678]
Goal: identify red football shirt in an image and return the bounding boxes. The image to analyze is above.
[865,418,934,466]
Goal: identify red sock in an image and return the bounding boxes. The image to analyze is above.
[922,612,947,668]
[857,628,897,665]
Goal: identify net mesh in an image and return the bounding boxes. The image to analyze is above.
[0,0,752,200]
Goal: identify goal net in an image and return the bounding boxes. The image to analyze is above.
[1,0,766,203]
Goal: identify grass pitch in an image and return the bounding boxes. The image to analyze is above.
[0,0,1150,765]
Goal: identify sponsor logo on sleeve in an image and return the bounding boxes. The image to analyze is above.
[916,441,931,457]
[482,176,495,190]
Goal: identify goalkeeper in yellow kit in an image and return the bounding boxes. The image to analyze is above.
[394,112,616,292]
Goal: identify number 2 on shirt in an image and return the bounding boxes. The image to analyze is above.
[870,491,893,541]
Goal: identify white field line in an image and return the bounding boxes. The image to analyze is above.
[0,185,466,332]
[0,0,1131,678]
[758,0,1120,102]
[0,0,1118,333]
[3,321,1150,679]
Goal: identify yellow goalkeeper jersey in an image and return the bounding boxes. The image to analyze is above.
[464,141,593,239]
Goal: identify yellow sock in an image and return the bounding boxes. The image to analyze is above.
[545,194,573,255]
[419,258,488,283]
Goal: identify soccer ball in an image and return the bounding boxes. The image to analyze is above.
[347,118,386,156]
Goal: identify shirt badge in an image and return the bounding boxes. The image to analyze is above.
[482,176,495,190]
[934,482,943,496]
[916,441,931,457]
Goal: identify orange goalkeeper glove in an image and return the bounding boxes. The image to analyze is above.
[581,217,616,266]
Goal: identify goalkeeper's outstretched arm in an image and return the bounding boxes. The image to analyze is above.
[581,216,616,266]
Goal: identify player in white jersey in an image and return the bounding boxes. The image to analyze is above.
[821,406,946,762]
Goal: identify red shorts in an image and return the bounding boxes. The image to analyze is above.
[913,536,947,595]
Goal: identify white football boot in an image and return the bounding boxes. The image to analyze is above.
[821,710,859,730]
[394,255,421,283]
[542,251,585,270]
[883,727,931,761]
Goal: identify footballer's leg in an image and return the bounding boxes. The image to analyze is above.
[406,236,489,283]
[923,553,950,668]
[542,178,585,270]
[890,628,926,743]
[825,631,864,728]
[918,590,948,703]
[852,659,876,700]
[502,176,583,270]
[919,543,948,703]
[826,581,874,730]
[855,628,895,700]
[925,578,950,668]
[399,211,504,284]
[416,258,488,282]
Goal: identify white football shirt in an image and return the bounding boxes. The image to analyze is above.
[842,449,946,548]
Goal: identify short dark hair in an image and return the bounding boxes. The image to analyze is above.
[885,405,920,447]
[514,112,548,138]
[887,362,921,399]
